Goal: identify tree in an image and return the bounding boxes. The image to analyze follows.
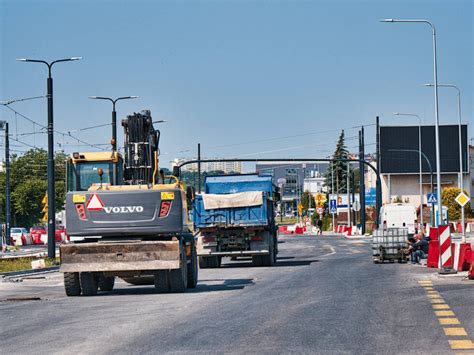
[301,191,315,211]
[0,148,68,227]
[441,187,471,221]
[324,130,360,194]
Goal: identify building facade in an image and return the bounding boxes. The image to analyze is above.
[171,158,243,174]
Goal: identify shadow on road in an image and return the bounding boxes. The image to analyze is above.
[220,257,318,268]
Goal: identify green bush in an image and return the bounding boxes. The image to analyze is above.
[441,187,471,221]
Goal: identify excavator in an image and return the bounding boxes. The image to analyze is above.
[61,110,197,296]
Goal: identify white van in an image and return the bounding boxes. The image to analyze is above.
[379,203,417,236]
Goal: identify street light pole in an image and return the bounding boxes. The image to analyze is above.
[0,121,10,248]
[424,83,465,241]
[393,113,423,231]
[381,19,443,226]
[17,56,82,258]
[89,96,139,185]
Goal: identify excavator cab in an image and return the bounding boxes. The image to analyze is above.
[66,152,124,192]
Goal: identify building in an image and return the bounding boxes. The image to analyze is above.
[378,124,469,206]
[171,158,242,174]
[470,145,474,210]
[256,162,329,212]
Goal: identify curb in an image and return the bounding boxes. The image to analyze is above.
[1,266,59,279]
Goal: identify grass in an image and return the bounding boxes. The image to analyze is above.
[0,257,59,274]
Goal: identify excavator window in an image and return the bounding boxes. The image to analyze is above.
[66,159,123,192]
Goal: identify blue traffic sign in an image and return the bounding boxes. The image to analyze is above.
[330,199,337,214]
[427,193,438,204]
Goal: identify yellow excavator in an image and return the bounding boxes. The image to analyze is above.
[61,110,197,296]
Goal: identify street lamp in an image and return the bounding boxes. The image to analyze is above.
[380,19,443,226]
[0,121,10,249]
[17,56,82,258]
[423,83,465,241]
[393,113,424,230]
[88,96,139,185]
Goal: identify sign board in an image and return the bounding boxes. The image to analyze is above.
[297,203,303,214]
[455,192,469,207]
[329,199,337,214]
[427,193,438,204]
[315,193,327,207]
[42,193,48,205]
[317,207,324,216]
[352,200,361,212]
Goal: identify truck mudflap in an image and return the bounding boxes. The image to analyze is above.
[59,240,180,273]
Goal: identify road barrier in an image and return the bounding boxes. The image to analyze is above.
[469,253,474,280]
[439,225,453,270]
[426,226,471,271]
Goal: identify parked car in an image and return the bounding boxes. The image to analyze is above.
[30,225,47,245]
[10,227,30,246]
[55,225,68,243]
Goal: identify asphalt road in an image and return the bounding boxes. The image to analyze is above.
[1,234,472,354]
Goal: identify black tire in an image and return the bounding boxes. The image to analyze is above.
[200,256,220,268]
[154,270,170,293]
[80,272,98,296]
[122,276,154,286]
[98,276,115,292]
[64,272,81,296]
[261,245,275,266]
[187,243,198,288]
[252,255,263,267]
[169,246,187,293]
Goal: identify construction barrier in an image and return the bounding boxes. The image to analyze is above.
[439,225,453,270]
[469,252,474,280]
[427,226,471,271]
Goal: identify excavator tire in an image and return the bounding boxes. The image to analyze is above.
[187,243,198,288]
[169,246,188,293]
[80,272,98,296]
[64,272,81,296]
[98,276,115,292]
[154,270,170,293]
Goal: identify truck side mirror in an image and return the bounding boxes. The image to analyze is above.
[172,166,180,178]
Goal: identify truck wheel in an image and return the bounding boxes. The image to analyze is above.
[187,244,198,288]
[169,247,188,293]
[261,244,275,267]
[64,272,81,296]
[154,270,170,293]
[80,272,98,296]
[252,255,263,267]
[199,256,208,269]
[122,276,154,286]
[98,276,115,292]
[199,256,220,268]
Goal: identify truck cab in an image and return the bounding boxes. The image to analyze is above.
[66,151,123,191]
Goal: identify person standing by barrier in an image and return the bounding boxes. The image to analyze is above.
[317,218,323,235]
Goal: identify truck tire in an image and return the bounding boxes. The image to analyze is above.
[169,246,188,293]
[199,256,220,268]
[80,272,98,296]
[261,244,275,267]
[98,276,115,292]
[122,276,154,286]
[154,270,170,293]
[64,272,81,296]
[187,243,198,288]
[252,255,263,267]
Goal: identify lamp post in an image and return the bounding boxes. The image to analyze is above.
[17,56,82,258]
[88,96,138,185]
[0,121,10,248]
[381,19,443,226]
[393,113,424,230]
[423,83,465,241]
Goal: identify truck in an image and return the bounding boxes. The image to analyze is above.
[379,203,417,236]
[194,174,279,268]
[60,110,198,296]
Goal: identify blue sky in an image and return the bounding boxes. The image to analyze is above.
[0,0,472,168]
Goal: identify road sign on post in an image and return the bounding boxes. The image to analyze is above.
[352,200,361,212]
[427,193,438,204]
[330,199,337,214]
[41,193,48,222]
[455,192,469,207]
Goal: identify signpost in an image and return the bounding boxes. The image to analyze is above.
[330,199,337,214]
[455,192,469,207]
[427,193,437,204]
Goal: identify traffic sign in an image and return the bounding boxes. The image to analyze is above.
[42,193,48,205]
[427,193,438,204]
[455,192,469,207]
[297,203,303,215]
[315,193,327,207]
[330,199,337,214]
[352,200,361,212]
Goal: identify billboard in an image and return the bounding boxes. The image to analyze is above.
[380,124,468,174]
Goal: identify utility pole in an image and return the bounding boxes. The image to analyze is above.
[359,127,366,234]
[198,143,201,193]
[331,162,335,232]
[18,56,81,258]
[0,121,10,247]
[347,163,351,226]
[375,116,382,228]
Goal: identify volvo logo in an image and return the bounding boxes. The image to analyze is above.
[104,206,144,214]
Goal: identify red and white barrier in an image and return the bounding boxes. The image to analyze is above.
[439,225,453,269]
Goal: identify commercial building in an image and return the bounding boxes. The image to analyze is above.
[378,124,469,207]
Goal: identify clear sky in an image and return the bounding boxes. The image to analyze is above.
[0,0,472,169]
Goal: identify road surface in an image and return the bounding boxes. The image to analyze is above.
[1,234,472,354]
